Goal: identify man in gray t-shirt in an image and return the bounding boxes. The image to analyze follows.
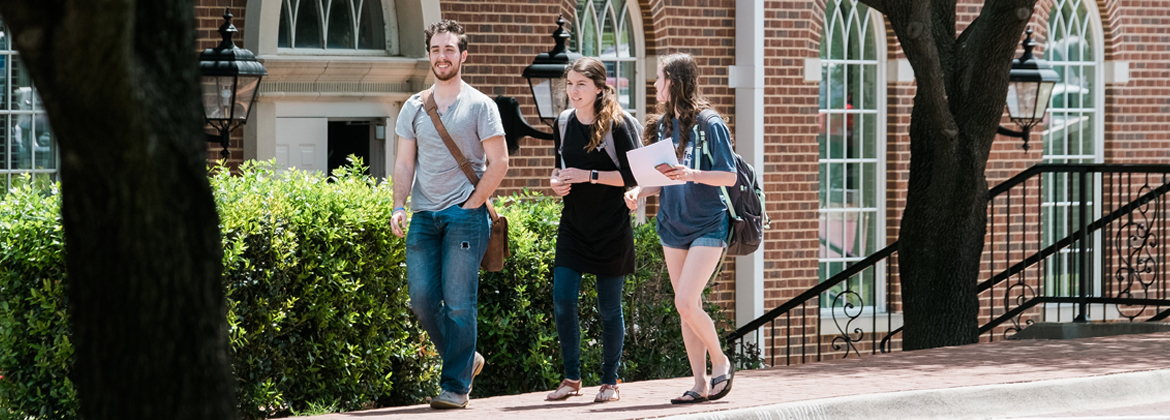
[389,20,507,410]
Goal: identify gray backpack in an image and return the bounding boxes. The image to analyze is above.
[556,109,644,170]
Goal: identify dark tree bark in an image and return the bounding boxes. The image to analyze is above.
[857,0,1040,350]
[0,1,237,418]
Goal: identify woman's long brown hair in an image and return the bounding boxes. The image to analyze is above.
[656,53,710,159]
[566,57,621,152]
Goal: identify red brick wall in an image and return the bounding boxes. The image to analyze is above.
[1104,0,1170,162]
[760,0,823,328]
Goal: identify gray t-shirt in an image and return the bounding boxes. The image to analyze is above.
[395,82,506,212]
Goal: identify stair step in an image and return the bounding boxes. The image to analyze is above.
[1011,322,1170,340]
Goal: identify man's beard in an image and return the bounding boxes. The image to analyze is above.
[432,60,460,81]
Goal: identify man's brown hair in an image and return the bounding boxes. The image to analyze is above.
[424,20,469,53]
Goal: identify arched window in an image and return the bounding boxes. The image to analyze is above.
[278,0,386,51]
[0,19,57,192]
[1044,0,1101,165]
[818,0,885,308]
[573,0,642,117]
[1041,0,1104,297]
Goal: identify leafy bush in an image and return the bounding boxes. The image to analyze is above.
[0,181,76,420]
[0,160,737,418]
[213,160,436,418]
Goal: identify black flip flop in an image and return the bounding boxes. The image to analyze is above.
[670,390,708,404]
[708,365,735,401]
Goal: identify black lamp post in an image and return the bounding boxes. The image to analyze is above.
[998,27,1061,151]
[522,15,582,125]
[495,15,582,153]
[199,9,267,158]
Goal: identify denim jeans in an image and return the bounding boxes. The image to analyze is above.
[552,266,625,385]
[407,204,491,395]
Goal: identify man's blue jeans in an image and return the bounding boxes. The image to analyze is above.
[407,204,490,395]
[553,266,625,385]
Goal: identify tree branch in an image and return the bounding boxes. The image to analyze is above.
[884,0,960,148]
[931,1,957,103]
[955,0,1040,151]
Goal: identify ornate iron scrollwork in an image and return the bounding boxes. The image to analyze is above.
[829,288,865,358]
[1114,183,1160,321]
[1002,277,1038,339]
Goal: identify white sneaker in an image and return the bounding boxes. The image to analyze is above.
[430,390,469,409]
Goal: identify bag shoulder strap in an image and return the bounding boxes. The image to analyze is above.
[556,109,574,169]
[423,89,480,186]
[603,111,644,169]
[556,111,631,171]
[693,109,738,220]
[422,89,499,219]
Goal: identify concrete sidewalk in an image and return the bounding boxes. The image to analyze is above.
[305,332,1170,420]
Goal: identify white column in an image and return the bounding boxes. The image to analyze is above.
[729,0,766,331]
[245,101,276,161]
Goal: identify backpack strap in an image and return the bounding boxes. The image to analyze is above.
[601,110,644,170]
[602,121,620,169]
[556,109,574,170]
[563,109,643,170]
[694,110,738,221]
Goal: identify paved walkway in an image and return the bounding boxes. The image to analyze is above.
[305,332,1170,420]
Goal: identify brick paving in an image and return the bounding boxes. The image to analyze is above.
[304,332,1170,420]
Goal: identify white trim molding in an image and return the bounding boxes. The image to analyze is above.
[733,0,766,331]
[1104,60,1131,85]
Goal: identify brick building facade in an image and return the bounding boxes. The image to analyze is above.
[176,0,1170,347]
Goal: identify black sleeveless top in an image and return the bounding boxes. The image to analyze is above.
[552,114,638,276]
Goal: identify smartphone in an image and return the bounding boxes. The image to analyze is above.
[655,162,673,174]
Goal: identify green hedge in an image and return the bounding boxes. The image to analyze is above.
[213,160,436,417]
[0,182,75,419]
[0,160,733,418]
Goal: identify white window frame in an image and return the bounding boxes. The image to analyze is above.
[572,0,646,119]
[1039,0,1106,310]
[0,27,59,192]
[816,0,888,322]
[275,0,398,56]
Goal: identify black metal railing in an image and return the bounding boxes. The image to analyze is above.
[726,244,898,367]
[726,164,1170,368]
[978,164,1170,339]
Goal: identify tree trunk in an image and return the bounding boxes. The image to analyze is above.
[862,0,1038,351]
[0,1,237,419]
[898,106,986,350]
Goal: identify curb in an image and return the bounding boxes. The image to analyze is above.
[662,369,1170,420]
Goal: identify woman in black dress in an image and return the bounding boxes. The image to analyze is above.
[544,57,640,403]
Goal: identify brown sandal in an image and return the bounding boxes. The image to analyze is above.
[546,379,581,401]
[594,384,620,402]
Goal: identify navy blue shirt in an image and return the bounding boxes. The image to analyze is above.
[656,114,736,247]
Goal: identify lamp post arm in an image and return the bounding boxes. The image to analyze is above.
[996,124,1032,150]
[494,96,553,155]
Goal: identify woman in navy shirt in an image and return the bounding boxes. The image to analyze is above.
[625,53,736,404]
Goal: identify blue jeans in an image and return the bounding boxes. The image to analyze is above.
[553,266,625,385]
[407,204,491,395]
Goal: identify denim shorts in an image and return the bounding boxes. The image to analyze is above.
[659,214,729,250]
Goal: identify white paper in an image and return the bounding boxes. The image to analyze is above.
[627,139,685,187]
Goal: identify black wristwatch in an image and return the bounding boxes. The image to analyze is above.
[590,170,599,184]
